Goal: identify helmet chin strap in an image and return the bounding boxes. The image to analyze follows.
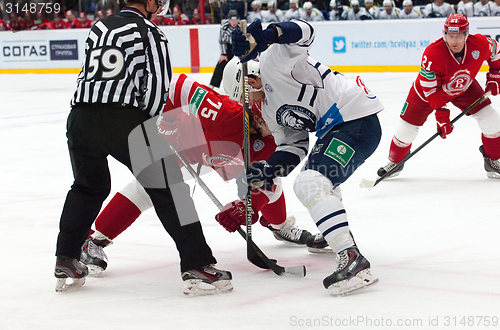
[145,2,160,19]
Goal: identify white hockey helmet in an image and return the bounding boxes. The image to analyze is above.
[383,0,392,6]
[303,1,313,9]
[402,0,412,5]
[223,57,260,102]
[330,0,337,7]
[351,0,359,6]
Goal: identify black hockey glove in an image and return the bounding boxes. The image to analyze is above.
[232,19,270,63]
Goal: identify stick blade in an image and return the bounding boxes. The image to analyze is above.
[359,178,376,188]
[281,265,307,278]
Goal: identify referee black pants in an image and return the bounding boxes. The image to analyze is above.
[56,103,216,272]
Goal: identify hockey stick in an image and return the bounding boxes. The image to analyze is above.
[360,91,492,188]
[170,145,306,277]
[240,19,257,273]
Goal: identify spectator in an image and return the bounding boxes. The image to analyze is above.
[8,13,24,31]
[50,12,71,29]
[190,8,211,24]
[284,0,302,20]
[65,10,82,28]
[261,0,285,22]
[378,0,401,18]
[456,0,474,16]
[399,0,422,18]
[106,9,115,16]
[491,0,500,15]
[474,0,493,16]
[168,5,190,25]
[300,1,324,21]
[78,12,93,28]
[422,0,455,18]
[248,0,264,22]
[364,0,379,19]
[342,0,372,19]
[208,10,240,89]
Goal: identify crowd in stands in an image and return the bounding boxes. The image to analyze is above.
[245,0,500,21]
[1,0,500,31]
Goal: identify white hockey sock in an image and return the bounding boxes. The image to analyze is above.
[309,196,354,253]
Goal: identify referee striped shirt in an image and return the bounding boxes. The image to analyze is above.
[219,20,238,56]
[71,7,172,117]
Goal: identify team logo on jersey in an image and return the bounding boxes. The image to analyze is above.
[311,144,323,155]
[265,84,273,93]
[253,139,265,152]
[202,153,244,167]
[443,69,472,96]
[189,87,208,117]
[276,104,316,132]
[472,50,480,60]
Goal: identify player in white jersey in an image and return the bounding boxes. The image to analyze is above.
[399,0,422,18]
[342,0,372,20]
[228,19,383,296]
[329,0,349,20]
[456,0,474,17]
[300,1,325,21]
[284,0,302,21]
[474,0,493,16]
[491,0,500,15]
[422,0,455,18]
[364,0,379,19]
[260,0,285,22]
[378,0,401,19]
[248,0,263,23]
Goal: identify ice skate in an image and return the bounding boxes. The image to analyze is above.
[80,238,108,275]
[266,216,312,245]
[377,161,404,178]
[306,233,333,253]
[323,246,378,297]
[54,256,88,292]
[480,145,500,179]
[182,264,233,296]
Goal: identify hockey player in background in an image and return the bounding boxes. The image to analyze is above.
[229,19,383,296]
[377,14,500,180]
[81,73,312,275]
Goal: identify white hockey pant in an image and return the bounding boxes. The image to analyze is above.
[293,169,354,253]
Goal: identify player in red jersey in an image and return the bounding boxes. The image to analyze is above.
[8,13,24,31]
[65,10,82,28]
[77,12,93,28]
[0,18,7,31]
[80,73,312,274]
[190,8,211,24]
[378,14,500,179]
[49,12,71,29]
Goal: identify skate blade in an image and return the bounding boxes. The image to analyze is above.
[55,277,86,292]
[487,172,500,179]
[307,246,334,254]
[327,269,379,297]
[86,265,105,276]
[183,279,233,296]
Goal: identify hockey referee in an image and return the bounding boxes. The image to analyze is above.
[54,0,233,295]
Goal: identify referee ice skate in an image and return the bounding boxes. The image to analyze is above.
[54,0,232,295]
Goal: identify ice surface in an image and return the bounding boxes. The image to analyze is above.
[1,72,499,330]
